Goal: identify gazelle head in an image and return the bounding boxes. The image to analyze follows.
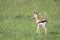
[34,11,39,18]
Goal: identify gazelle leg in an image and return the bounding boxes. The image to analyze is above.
[42,23,47,35]
[36,24,40,34]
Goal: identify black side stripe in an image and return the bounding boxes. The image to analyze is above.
[38,20,47,24]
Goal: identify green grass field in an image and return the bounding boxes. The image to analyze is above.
[0,0,60,40]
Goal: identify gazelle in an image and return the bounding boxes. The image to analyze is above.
[34,11,47,35]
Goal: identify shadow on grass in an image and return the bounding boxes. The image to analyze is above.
[49,31,60,35]
[14,15,34,20]
[55,0,60,2]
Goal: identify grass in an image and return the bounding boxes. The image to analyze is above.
[0,0,60,40]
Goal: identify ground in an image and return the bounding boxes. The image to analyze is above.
[0,0,60,40]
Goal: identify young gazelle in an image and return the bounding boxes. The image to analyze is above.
[34,11,47,35]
